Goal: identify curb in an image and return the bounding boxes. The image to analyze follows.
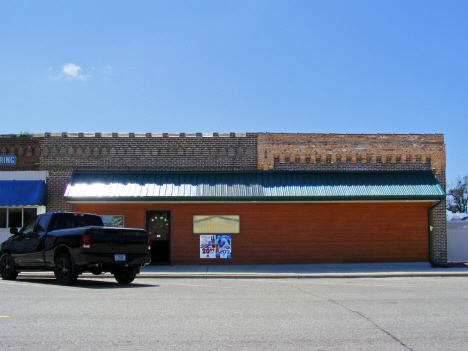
[136,272,468,279]
[139,272,468,278]
[15,271,468,280]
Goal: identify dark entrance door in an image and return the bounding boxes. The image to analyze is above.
[146,211,170,264]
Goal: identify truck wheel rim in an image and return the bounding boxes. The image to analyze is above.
[1,257,11,276]
[58,258,68,279]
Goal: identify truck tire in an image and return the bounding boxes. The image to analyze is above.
[0,253,18,280]
[54,253,78,286]
[114,268,136,284]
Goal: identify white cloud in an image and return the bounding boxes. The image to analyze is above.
[61,63,91,80]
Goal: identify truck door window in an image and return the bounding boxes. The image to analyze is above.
[52,217,67,230]
[35,216,50,233]
[22,217,38,234]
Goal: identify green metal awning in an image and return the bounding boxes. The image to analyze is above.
[64,171,445,202]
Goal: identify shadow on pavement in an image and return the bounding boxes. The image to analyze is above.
[14,277,157,289]
[448,262,468,268]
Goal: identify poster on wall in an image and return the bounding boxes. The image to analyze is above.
[200,235,216,258]
[216,235,231,259]
[101,215,124,227]
[200,235,232,259]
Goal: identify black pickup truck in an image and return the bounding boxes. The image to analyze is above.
[0,212,151,285]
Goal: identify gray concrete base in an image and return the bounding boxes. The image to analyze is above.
[14,262,468,279]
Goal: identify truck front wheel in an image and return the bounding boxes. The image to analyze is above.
[54,253,78,286]
[114,268,136,284]
[0,253,18,280]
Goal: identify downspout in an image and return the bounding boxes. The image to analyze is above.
[428,200,448,268]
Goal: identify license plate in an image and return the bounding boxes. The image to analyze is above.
[114,254,126,262]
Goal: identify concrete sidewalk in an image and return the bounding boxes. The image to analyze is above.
[15,262,468,280]
[137,262,468,278]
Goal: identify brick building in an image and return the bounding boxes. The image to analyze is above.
[0,132,447,266]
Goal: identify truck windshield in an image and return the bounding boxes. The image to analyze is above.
[49,214,103,231]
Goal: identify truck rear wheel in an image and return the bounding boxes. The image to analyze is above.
[114,268,136,284]
[0,253,18,280]
[54,253,78,286]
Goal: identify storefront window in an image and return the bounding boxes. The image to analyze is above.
[0,208,38,228]
[24,208,37,224]
[0,208,6,228]
[8,208,22,228]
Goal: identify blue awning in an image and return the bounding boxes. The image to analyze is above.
[0,180,46,206]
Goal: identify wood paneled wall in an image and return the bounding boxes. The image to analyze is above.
[74,202,431,265]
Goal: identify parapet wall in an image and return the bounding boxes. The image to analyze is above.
[35,132,258,172]
[258,133,445,174]
[0,135,40,170]
[1,132,446,174]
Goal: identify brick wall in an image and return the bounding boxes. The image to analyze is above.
[0,135,41,170]
[258,133,445,174]
[432,171,447,264]
[45,169,74,212]
[37,132,258,172]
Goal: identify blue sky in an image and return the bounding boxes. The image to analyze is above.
[1,1,467,184]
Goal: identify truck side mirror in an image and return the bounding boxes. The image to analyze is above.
[9,227,19,235]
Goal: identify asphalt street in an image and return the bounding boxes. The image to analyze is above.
[1,276,467,350]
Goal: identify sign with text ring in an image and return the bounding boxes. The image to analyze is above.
[0,155,17,166]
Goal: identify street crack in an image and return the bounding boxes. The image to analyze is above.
[288,284,414,351]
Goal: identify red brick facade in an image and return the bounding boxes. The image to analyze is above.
[257,133,445,174]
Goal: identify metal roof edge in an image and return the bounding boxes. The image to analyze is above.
[65,171,444,199]
[64,195,444,203]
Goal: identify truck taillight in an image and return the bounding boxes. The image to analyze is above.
[81,234,91,249]
[148,237,151,251]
